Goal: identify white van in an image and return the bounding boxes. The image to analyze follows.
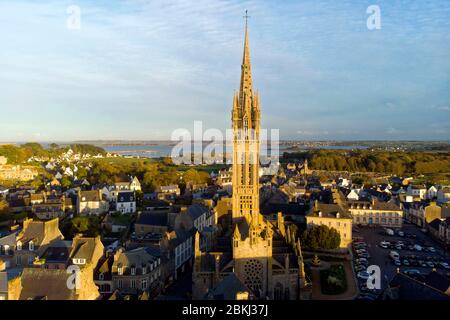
[389,251,400,260]
[414,244,423,251]
[386,228,394,236]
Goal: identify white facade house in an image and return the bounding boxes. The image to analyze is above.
[174,233,193,272]
[437,187,450,204]
[346,189,360,201]
[45,162,55,170]
[116,191,136,214]
[338,178,350,187]
[64,167,74,177]
[129,176,142,192]
[406,185,426,200]
[426,186,438,200]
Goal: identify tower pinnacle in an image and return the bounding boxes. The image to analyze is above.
[240,10,252,101]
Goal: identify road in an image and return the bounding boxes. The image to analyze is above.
[353,222,450,292]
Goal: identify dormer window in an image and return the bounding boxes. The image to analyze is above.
[29,241,34,251]
[131,267,136,275]
[16,241,22,251]
[118,266,123,275]
[142,266,147,275]
[73,258,86,265]
[99,273,104,280]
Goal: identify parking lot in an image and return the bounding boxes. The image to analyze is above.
[352,221,450,299]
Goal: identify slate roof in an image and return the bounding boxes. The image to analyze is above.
[19,268,76,300]
[41,240,72,263]
[261,202,308,216]
[308,203,352,219]
[136,211,169,226]
[187,204,210,220]
[117,191,135,203]
[18,218,63,246]
[112,247,160,274]
[423,270,450,293]
[0,231,18,247]
[70,237,101,264]
[348,199,401,211]
[428,218,442,232]
[79,190,102,202]
[208,273,249,300]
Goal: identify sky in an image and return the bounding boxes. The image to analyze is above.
[0,0,449,142]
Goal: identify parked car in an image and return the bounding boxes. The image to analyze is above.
[385,228,395,236]
[356,258,368,264]
[379,241,390,249]
[404,269,421,276]
[419,260,427,267]
[393,259,401,266]
[440,262,450,270]
[357,271,370,280]
[398,231,405,237]
[428,247,436,253]
[414,244,423,251]
[389,251,400,260]
[402,259,410,266]
[427,261,435,268]
[355,265,366,272]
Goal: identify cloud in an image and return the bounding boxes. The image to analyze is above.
[386,127,401,135]
[0,0,449,141]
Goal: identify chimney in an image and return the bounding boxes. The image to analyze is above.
[22,218,32,231]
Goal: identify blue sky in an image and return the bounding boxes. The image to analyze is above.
[0,0,449,141]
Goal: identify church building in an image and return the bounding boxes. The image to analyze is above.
[192,16,309,300]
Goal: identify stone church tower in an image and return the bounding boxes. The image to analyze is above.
[231,18,273,298]
[192,16,307,300]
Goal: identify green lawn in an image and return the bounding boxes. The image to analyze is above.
[320,264,348,295]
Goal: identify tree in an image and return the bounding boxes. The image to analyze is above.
[0,200,9,214]
[301,225,341,250]
[31,175,45,190]
[60,176,72,189]
[63,216,100,238]
[0,200,11,222]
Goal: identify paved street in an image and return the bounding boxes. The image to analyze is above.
[353,221,450,292]
[160,264,193,300]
